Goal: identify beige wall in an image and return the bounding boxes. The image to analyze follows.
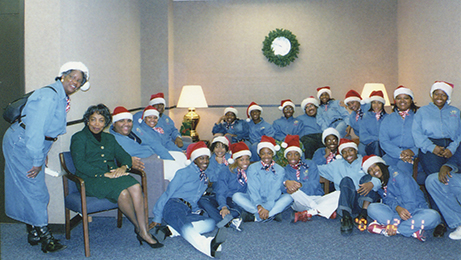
[169,0,398,141]
[398,0,461,106]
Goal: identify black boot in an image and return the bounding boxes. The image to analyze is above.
[26,224,40,246]
[37,226,67,253]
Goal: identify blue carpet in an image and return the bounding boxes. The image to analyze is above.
[1,209,460,259]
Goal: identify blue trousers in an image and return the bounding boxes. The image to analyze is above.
[337,175,380,217]
[163,198,216,256]
[418,138,452,177]
[368,203,440,237]
[232,192,293,222]
[365,140,384,157]
[300,133,324,160]
[198,194,242,224]
[426,173,461,229]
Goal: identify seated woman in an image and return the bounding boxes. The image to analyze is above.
[282,135,340,222]
[134,105,186,180]
[360,90,387,156]
[233,136,293,222]
[70,104,162,248]
[379,86,419,176]
[206,136,232,185]
[246,102,275,162]
[344,90,369,155]
[364,155,441,242]
[212,107,249,144]
[312,127,341,166]
[273,99,305,141]
[199,142,252,231]
[412,81,461,183]
[316,86,350,138]
[152,142,226,258]
[109,106,186,208]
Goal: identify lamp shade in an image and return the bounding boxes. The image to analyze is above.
[361,83,391,106]
[177,85,208,108]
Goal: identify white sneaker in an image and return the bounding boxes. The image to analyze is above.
[230,217,243,232]
[449,226,461,240]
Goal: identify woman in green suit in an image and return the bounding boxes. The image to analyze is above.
[70,104,162,248]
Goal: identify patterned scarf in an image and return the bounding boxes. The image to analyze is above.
[66,95,71,113]
[326,152,335,164]
[291,161,308,181]
[199,168,208,186]
[374,110,385,121]
[261,160,276,174]
[224,120,236,130]
[237,168,247,186]
[153,127,164,134]
[382,185,388,198]
[398,109,410,119]
[355,108,363,121]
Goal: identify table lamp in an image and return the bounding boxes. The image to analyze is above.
[176,85,208,142]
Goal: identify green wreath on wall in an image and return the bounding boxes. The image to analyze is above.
[262,28,300,67]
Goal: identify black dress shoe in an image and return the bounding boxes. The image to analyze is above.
[154,225,172,242]
[341,215,353,235]
[37,226,67,253]
[26,224,40,246]
[433,223,447,238]
[240,211,255,222]
[211,228,227,258]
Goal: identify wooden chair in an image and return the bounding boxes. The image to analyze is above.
[59,152,148,257]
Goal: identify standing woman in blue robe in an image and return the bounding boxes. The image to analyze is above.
[2,62,90,253]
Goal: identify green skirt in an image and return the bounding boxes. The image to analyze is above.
[83,175,139,203]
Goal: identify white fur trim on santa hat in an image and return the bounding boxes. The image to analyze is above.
[248,104,262,116]
[149,97,166,106]
[301,97,319,110]
[224,107,238,117]
[143,109,159,119]
[279,101,296,111]
[393,87,414,100]
[369,95,385,104]
[344,96,361,106]
[284,146,302,158]
[257,142,280,154]
[232,150,252,161]
[212,136,229,147]
[362,156,386,174]
[188,147,211,165]
[113,112,133,123]
[338,142,358,154]
[431,81,453,104]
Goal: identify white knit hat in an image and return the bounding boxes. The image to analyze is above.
[322,127,340,145]
[59,61,90,91]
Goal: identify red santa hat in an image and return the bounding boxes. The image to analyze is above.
[338,138,358,154]
[224,107,239,117]
[344,90,362,105]
[368,90,385,104]
[281,135,302,158]
[228,142,252,164]
[211,136,230,148]
[301,96,319,110]
[148,92,166,106]
[185,141,211,165]
[257,135,280,154]
[393,85,414,100]
[431,81,454,104]
[278,99,296,111]
[317,86,332,100]
[112,106,133,123]
[322,127,340,145]
[246,102,263,122]
[140,106,159,124]
[362,155,386,174]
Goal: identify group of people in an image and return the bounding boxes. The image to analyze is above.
[2,61,461,258]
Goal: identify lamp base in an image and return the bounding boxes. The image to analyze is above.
[183,108,200,143]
